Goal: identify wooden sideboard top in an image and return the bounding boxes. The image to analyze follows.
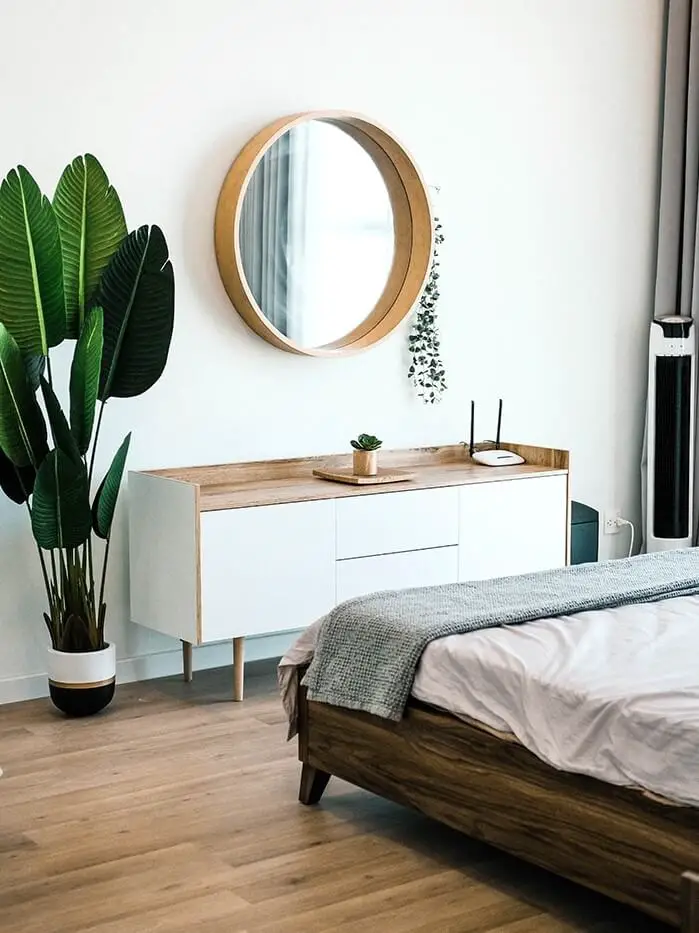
[140,443,569,512]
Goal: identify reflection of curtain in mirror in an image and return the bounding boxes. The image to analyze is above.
[239,134,292,334]
[285,125,311,343]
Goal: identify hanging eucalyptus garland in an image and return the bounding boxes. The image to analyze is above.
[408,219,446,403]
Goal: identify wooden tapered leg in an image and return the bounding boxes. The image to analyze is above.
[182,641,193,683]
[682,873,699,933]
[233,637,245,702]
[299,763,331,805]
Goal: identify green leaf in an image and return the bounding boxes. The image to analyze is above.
[92,432,131,539]
[355,434,382,450]
[53,155,127,339]
[0,447,35,504]
[96,226,174,400]
[31,448,92,549]
[0,166,65,355]
[40,378,81,466]
[23,353,45,392]
[0,323,48,467]
[69,307,103,455]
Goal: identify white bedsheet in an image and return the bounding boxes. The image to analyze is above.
[281,594,699,806]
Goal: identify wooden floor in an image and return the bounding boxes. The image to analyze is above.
[0,663,671,933]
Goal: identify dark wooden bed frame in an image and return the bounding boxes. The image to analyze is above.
[296,680,699,931]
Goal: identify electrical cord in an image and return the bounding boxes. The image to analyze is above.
[616,517,635,558]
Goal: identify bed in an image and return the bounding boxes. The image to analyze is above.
[280,583,699,931]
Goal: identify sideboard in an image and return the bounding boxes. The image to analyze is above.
[128,443,570,699]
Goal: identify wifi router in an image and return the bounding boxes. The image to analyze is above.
[468,399,525,467]
[472,448,524,466]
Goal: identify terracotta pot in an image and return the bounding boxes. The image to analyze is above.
[47,643,116,717]
[353,449,378,476]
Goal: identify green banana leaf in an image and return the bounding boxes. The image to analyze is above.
[69,307,103,455]
[92,432,131,539]
[54,155,127,339]
[96,226,174,400]
[0,448,35,504]
[0,323,48,468]
[31,449,92,549]
[40,378,81,466]
[0,167,65,355]
[23,353,46,391]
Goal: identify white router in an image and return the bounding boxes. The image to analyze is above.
[468,399,525,467]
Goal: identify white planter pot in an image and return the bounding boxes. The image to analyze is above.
[47,643,116,717]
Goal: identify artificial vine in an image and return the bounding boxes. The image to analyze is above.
[408,219,446,403]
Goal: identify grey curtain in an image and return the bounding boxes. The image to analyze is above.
[643,0,699,547]
[654,0,699,321]
[239,133,292,334]
[285,124,311,344]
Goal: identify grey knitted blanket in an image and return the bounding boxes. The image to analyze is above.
[302,549,699,720]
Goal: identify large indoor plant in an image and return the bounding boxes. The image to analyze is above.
[0,154,174,715]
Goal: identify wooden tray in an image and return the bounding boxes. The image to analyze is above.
[312,467,416,486]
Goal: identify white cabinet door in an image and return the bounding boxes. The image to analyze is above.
[337,546,459,603]
[336,487,459,559]
[200,500,336,641]
[458,475,567,582]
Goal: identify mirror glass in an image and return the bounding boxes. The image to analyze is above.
[238,120,395,348]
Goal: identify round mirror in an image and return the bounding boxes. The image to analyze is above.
[239,121,394,348]
[215,112,432,357]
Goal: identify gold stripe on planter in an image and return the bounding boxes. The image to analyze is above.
[49,677,116,690]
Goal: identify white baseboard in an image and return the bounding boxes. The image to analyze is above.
[0,672,51,706]
[0,630,301,706]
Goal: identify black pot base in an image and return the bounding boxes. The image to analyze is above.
[49,679,115,717]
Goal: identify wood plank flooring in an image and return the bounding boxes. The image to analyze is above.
[0,662,671,933]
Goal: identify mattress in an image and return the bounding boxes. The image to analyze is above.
[280,594,699,807]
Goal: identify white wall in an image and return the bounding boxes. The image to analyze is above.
[0,0,665,703]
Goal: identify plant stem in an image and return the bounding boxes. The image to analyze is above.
[80,457,96,601]
[87,535,94,602]
[88,401,106,489]
[86,403,108,611]
[98,534,111,613]
[35,543,52,605]
[15,459,54,641]
[46,353,53,389]
[58,546,68,587]
[48,547,59,637]
[23,498,52,608]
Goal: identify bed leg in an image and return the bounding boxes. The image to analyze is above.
[299,763,331,805]
[682,873,699,933]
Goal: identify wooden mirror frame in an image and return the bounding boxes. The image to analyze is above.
[214,111,433,357]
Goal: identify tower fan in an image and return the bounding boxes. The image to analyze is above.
[646,316,696,551]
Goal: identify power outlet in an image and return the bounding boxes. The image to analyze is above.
[604,509,621,535]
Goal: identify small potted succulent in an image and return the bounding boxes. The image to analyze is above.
[351,434,382,477]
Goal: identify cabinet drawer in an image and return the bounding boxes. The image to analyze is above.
[458,474,567,581]
[337,546,458,603]
[336,487,459,559]
[200,500,336,642]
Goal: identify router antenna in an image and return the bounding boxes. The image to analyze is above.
[469,400,475,457]
[495,399,503,450]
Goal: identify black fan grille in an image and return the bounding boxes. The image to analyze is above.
[653,355,691,539]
